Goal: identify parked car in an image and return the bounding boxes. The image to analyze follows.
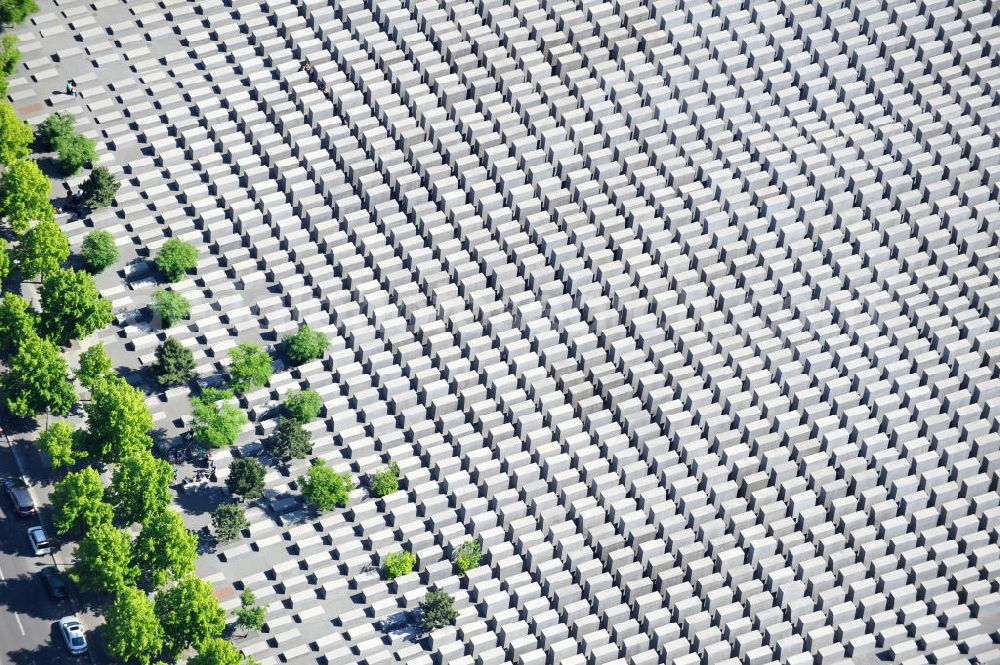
[27,526,51,556]
[40,566,67,600]
[58,616,87,655]
[3,479,35,517]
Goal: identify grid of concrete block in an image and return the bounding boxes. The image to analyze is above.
[11,0,1000,663]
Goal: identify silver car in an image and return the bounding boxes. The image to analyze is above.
[58,616,87,655]
[27,526,51,556]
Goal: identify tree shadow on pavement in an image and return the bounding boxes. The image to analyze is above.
[173,481,228,516]
[0,572,66,620]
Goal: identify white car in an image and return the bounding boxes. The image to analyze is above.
[58,616,88,655]
[27,526,51,556]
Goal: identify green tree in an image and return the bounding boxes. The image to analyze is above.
[234,588,266,636]
[151,288,190,327]
[53,131,96,175]
[1,333,75,416]
[76,342,113,390]
[269,418,311,459]
[134,509,198,588]
[299,459,352,511]
[152,336,195,386]
[77,374,153,462]
[454,540,481,574]
[0,292,35,352]
[191,388,248,448]
[228,343,271,393]
[36,111,74,150]
[79,165,119,209]
[13,218,69,280]
[283,389,322,423]
[109,449,171,524]
[0,99,31,165]
[40,267,112,345]
[226,458,265,500]
[71,523,138,595]
[188,638,244,665]
[211,503,248,543]
[384,550,415,580]
[420,589,457,631]
[284,324,329,365]
[51,466,112,536]
[0,0,38,26]
[36,420,83,468]
[81,229,118,272]
[154,576,226,660]
[155,238,198,282]
[104,587,164,665]
[0,237,10,283]
[0,158,53,233]
[371,460,400,498]
[0,35,22,97]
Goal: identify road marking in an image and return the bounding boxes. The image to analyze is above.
[0,561,27,637]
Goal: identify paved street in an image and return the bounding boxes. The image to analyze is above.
[0,425,102,665]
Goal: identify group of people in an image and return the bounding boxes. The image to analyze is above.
[176,460,218,491]
[300,60,333,98]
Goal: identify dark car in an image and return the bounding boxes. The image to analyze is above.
[3,479,35,517]
[40,566,67,600]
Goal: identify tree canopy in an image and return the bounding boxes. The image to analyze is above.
[151,288,190,327]
[154,575,226,660]
[371,460,400,498]
[109,449,172,524]
[0,237,9,283]
[134,509,198,588]
[0,0,39,27]
[76,342,114,390]
[269,418,311,460]
[36,111,74,150]
[228,343,272,393]
[71,523,138,595]
[0,99,32,165]
[299,459,353,511]
[36,420,83,468]
[40,267,113,345]
[225,458,265,500]
[0,292,35,352]
[103,587,164,665]
[81,229,118,272]
[211,502,248,543]
[0,157,54,233]
[153,336,195,386]
[191,388,248,448]
[384,550,415,580]
[1,333,75,416]
[0,35,22,97]
[454,540,482,575]
[283,389,322,423]
[79,165,119,209]
[54,131,97,175]
[155,238,198,282]
[188,638,245,665]
[284,324,330,365]
[234,588,266,635]
[77,374,153,463]
[13,218,69,280]
[420,589,457,631]
[51,466,113,536]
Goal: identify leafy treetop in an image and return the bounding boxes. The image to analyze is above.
[1,333,76,416]
[225,457,265,500]
[51,466,113,536]
[284,324,329,365]
[152,336,195,386]
[53,131,97,176]
[36,111,74,150]
[76,342,114,390]
[0,292,35,352]
[228,342,272,393]
[299,459,353,511]
[79,165,119,209]
[134,508,198,588]
[103,586,164,665]
[109,449,172,524]
[154,575,226,660]
[155,238,198,282]
[0,157,54,233]
[77,374,153,463]
[40,267,113,345]
[283,389,322,423]
[36,420,83,468]
[81,229,118,272]
[211,502,248,543]
[70,523,138,596]
[13,218,70,280]
[191,387,248,448]
[0,99,32,165]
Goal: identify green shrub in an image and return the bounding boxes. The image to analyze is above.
[155,238,198,282]
[283,389,322,423]
[384,550,415,580]
[79,165,119,209]
[454,540,482,574]
[151,289,190,327]
[36,111,74,150]
[420,589,457,631]
[53,132,96,175]
[371,460,400,498]
[284,324,329,365]
[298,459,352,510]
[81,230,118,272]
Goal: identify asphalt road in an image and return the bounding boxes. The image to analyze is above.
[0,429,101,665]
